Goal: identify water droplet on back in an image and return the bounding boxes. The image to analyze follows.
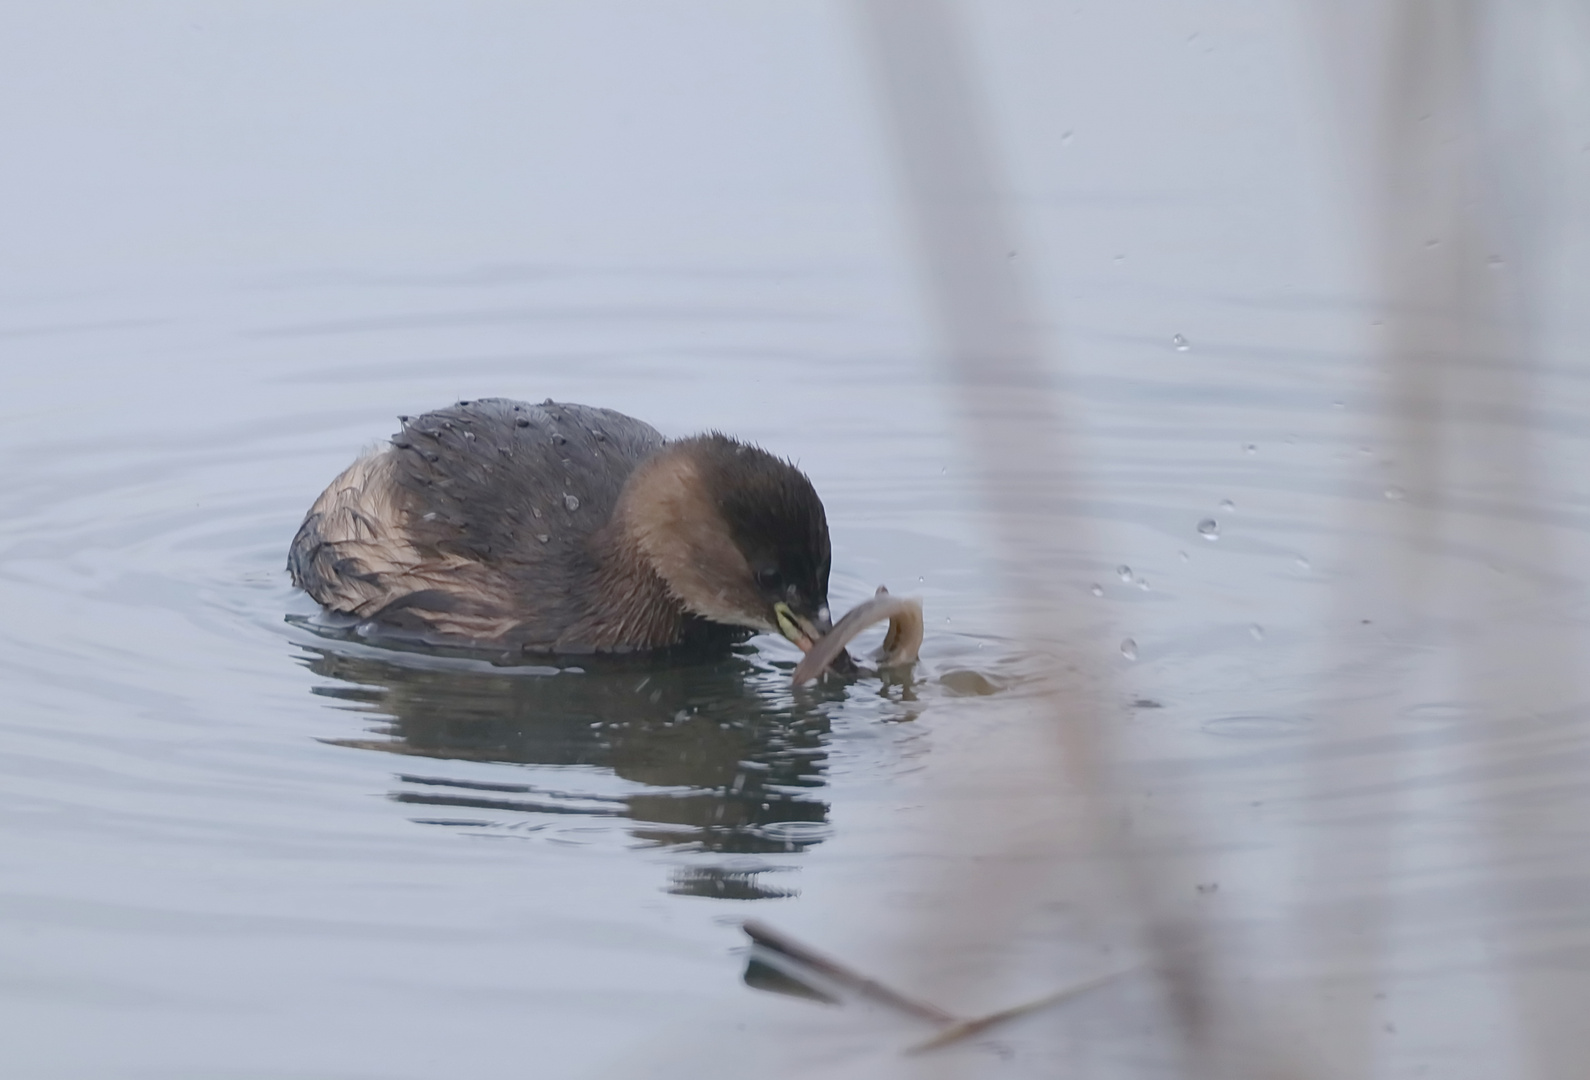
[1249,624,1265,641]
[1117,565,1133,582]
[536,534,550,544]
[1197,519,1220,540]
[563,493,580,511]
[1120,638,1138,660]
[1219,499,1234,512]
[1090,584,1104,597]
[1172,333,1190,351]
[1384,486,1406,501]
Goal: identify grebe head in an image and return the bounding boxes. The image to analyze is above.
[616,434,834,650]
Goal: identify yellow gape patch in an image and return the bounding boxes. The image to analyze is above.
[773,602,806,648]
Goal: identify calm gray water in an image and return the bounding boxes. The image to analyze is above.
[5,4,1590,1078]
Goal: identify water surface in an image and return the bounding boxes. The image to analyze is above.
[5,4,1590,1078]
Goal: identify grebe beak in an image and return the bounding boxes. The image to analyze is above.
[773,601,828,652]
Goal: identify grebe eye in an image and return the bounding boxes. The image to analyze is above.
[755,568,782,590]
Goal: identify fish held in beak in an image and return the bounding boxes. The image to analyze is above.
[791,586,924,686]
[775,601,859,676]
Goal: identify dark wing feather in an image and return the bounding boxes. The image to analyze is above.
[385,398,666,643]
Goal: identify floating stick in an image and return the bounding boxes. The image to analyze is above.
[742,920,1133,1054]
[741,919,956,1025]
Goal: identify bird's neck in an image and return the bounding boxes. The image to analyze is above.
[557,518,691,652]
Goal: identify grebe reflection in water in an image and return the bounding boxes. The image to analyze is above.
[299,642,834,899]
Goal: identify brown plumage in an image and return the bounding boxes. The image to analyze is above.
[288,398,839,657]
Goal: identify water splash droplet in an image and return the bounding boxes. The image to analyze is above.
[1249,624,1265,641]
[1116,565,1133,582]
[1487,255,1504,268]
[1219,499,1235,512]
[1295,555,1311,570]
[1172,333,1190,351]
[1120,638,1138,661]
[1138,579,1150,591]
[536,534,551,544]
[1197,519,1220,540]
[1090,584,1104,597]
[1243,443,1257,454]
[917,575,925,583]
[1384,486,1406,501]
[563,493,581,511]
[1179,550,1189,562]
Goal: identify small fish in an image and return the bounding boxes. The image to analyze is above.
[792,586,924,686]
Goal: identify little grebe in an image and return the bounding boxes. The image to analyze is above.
[288,398,839,657]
